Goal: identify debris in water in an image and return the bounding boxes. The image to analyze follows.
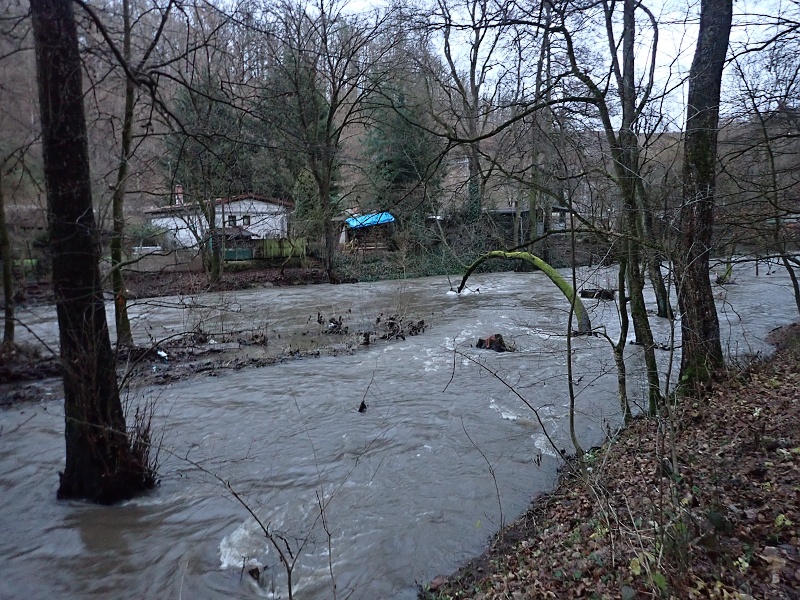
[580,288,615,300]
[326,316,347,334]
[358,400,367,413]
[476,333,513,352]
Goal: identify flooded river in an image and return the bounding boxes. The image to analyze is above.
[1,265,795,599]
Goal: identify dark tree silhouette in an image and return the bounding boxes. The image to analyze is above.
[30,0,154,503]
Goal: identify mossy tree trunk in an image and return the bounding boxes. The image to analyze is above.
[675,0,731,394]
[457,250,593,334]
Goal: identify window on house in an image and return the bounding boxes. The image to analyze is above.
[242,215,251,226]
[227,215,236,227]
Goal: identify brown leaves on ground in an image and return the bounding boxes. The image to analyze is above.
[423,324,800,600]
[123,266,329,299]
[9,266,330,307]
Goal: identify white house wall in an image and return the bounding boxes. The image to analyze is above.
[149,199,291,249]
[215,199,289,239]
[151,213,207,248]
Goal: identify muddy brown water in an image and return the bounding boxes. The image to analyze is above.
[1,265,794,599]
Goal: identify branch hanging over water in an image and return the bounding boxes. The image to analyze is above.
[457,251,593,334]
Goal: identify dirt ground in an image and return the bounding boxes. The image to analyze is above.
[123,265,331,299]
[421,322,800,600]
[1,267,320,405]
[10,266,329,307]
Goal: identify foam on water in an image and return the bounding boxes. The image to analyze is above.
[219,520,268,569]
[489,397,520,422]
[533,434,561,458]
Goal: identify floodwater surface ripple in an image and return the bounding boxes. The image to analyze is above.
[0,266,794,599]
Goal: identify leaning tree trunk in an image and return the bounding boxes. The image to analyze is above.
[457,250,594,334]
[30,0,154,503]
[675,0,731,394]
[782,256,800,316]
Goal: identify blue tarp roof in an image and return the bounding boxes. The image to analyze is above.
[345,212,395,229]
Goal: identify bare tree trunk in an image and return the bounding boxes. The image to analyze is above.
[675,0,731,393]
[0,173,14,346]
[110,0,134,347]
[636,179,674,319]
[782,256,800,315]
[615,249,632,424]
[320,175,337,283]
[466,147,482,218]
[648,258,672,318]
[30,0,153,503]
[747,82,800,317]
[619,0,661,413]
[530,7,551,260]
[205,200,222,284]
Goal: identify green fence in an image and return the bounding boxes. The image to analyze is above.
[224,248,254,261]
[258,238,307,259]
[1,259,40,279]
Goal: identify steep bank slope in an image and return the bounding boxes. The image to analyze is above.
[423,324,800,600]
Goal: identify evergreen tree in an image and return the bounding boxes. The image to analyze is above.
[365,86,444,233]
[166,79,259,201]
[256,41,345,268]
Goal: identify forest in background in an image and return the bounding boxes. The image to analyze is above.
[2,0,798,283]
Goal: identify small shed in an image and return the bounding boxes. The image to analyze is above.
[339,212,396,251]
[221,225,257,260]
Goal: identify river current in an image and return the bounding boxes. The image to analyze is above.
[1,264,794,599]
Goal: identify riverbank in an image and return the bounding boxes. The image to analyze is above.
[6,265,331,307]
[422,323,800,600]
